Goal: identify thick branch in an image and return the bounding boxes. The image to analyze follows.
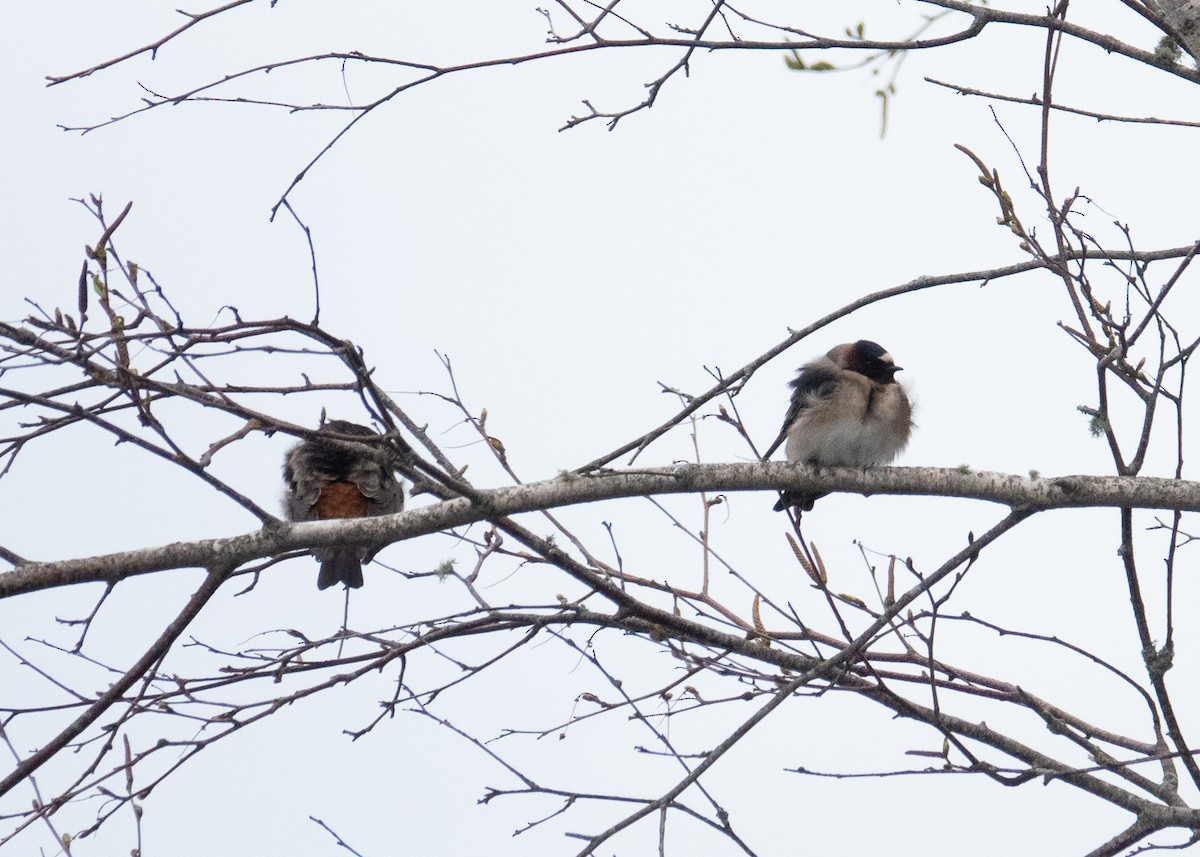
[1146,0,1200,63]
[4,464,1199,596]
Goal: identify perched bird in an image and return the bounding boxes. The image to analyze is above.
[283,420,405,589]
[764,340,913,512]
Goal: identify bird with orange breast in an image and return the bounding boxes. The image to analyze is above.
[283,420,405,589]
[765,340,913,513]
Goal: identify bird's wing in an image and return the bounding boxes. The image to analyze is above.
[346,458,405,515]
[761,360,842,460]
[282,447,327,520]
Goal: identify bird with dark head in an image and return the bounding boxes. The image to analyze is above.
[283,420,405,589]
[765,340,913,513]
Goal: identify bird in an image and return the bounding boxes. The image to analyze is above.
[283,420,405,589]
[764,340,912,513]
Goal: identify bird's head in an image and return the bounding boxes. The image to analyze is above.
[831,340,903,384]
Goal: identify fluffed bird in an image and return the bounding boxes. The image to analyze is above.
[283,420,405,589]
[764,340,913,512]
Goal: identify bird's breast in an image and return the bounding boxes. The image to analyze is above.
[786,380,911,466]
[315,481,372,519]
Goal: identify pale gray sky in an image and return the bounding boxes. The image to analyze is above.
[3,2,1199,854]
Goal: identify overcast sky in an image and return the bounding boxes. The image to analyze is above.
[3,2,1200,855]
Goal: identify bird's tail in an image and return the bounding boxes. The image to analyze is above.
[316,548,365,589]
[773,491,823,513]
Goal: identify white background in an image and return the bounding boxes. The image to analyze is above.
[3,2,1199,854]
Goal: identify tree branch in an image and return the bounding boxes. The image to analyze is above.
[5,464,1199,596]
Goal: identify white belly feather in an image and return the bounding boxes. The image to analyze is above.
[785,378,912,467]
